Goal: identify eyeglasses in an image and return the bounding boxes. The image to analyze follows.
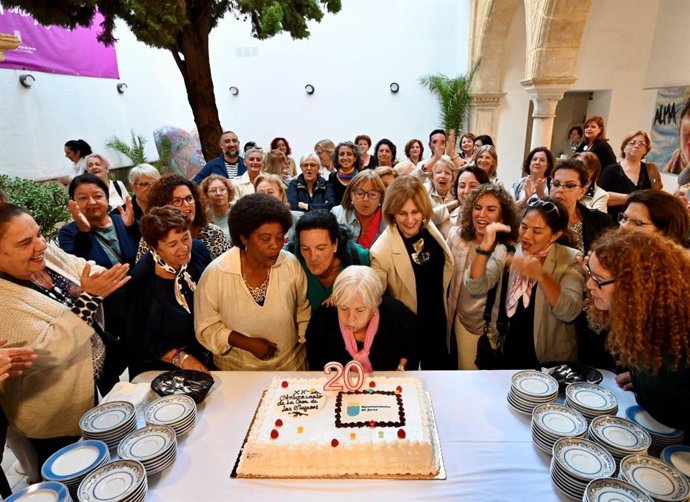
[585,264,615,289]
[353,189,381,200]
[171,195,195,207]
[627,141,647,148]
[208,188,227,194]
[527,196,560,216]
[618,213,653,227]
[551,180,581,191]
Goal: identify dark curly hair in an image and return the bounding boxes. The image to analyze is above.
[587,230,690,373]
[521,147,555,177]
[228,193,294,249]
[459,184,519,244]
[521,197,574,247]
[334,141,362,172]
[147,174,206,229]
[270,137,292,156]
[374,138,397,165]
[140,206,190,249]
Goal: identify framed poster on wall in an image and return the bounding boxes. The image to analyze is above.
[646,86,690,174]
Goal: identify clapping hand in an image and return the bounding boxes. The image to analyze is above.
[511,254,543,281]
[0,340,37,381]
[68,200,91,232]
[117,196,136,227]
[80,262,131,298]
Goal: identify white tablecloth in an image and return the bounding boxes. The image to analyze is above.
[132,370,637,502]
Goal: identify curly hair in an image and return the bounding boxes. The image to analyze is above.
[587,231,690,373]
[374,138,397,165]
[147,174,207,229]
[459,184,519,244]
[228,193,294,249]
[270,137,292,156]
[334,141,362,172]
[140,206,190,249]
[199,174,236,218]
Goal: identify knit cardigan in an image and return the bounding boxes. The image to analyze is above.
[0,244,100,438]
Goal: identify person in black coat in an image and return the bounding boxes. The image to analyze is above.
[575,116,617,173]
[127,206,212,379]
[58,174,140,394]
[306,266,414,372]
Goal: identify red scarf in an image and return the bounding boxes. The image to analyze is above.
[338,309,380,373]
[357,208,382,249]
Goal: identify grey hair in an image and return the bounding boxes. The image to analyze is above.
[299,153,322,168]
[245,147,265,158]
[332,266,384,310]
[128,163,161,184]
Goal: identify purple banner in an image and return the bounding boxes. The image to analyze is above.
[0,4,118,79]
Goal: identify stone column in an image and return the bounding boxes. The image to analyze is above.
[521,79,575,149]
[469,92,505,139]
[0,33,20,62]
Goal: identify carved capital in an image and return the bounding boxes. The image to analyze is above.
[470,92,506,108]
[520,79,575,118]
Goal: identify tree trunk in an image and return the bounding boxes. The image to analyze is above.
[170,7,222,162]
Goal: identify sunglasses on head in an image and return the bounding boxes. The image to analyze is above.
[527,196,560,216]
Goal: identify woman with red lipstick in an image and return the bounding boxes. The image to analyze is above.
[575,116,617,173]
[499,197,584,368]
[449,184,519,369]
[195,194,311,371]
[0,203,129,468]
[371,176,454,370]
[127,206,212,378]
[586,231,690,437]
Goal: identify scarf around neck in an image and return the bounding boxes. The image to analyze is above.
[506,244,553,318]
[151,249,197,314]
[338,308,380,373]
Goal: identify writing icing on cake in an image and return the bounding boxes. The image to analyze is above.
[237,376,438,478]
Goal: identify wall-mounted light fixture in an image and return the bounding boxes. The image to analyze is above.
[116,83,128,94]
[229,86,239,96]
[305,84,315,95]
[19,74,35,88]
[389,82,400,94]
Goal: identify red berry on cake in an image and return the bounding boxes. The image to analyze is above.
[369,381,376,388]
[281,381,288,388]
[331,439,339,447]
[275,419,283,427]
[369,420,376,428]
[397,429,406,439]
[270,429,279,439]
[395,385,403,394]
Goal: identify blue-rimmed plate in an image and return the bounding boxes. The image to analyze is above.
[41,440,109,482]
[5,481,71,502]
[662,445,690,480]
[625,406,684,438]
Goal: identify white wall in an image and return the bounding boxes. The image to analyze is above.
[0,0,471,180]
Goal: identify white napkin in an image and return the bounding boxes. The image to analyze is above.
[103,381,157,423]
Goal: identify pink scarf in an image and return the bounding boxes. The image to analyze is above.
[338,309,380,373]
[506,244,553,318]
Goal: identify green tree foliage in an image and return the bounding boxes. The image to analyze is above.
[106,130,172,171]
[5,0,342,160]
[0,175,69,242]
[419,62,480,134]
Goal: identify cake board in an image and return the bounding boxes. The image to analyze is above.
[231,391,446,480]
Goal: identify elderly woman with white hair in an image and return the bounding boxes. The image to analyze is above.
[128,163,161,221]
[85,154,129,210]
[287,153,335,212]
[306,265,414,372]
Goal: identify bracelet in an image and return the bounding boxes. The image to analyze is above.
[397,365,406,371]
[475,246,492,256]
[172,350,189,368]
[451,155,459,160]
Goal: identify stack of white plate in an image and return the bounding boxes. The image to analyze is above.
[507,370,559,415]
[144,394,197,436]
[550,437,616,500]
[626,406,685,458]
[531,403,587,455]
[6,481,73,502]
[77,459,147,502]
[662,446,690,481]
[79,401,137,449]
[584,477,654,502]
[118,425,177,476]
[619,454,690,502]
[565,383,618,423]
[589,416,652,470]
[41,440,109,499]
